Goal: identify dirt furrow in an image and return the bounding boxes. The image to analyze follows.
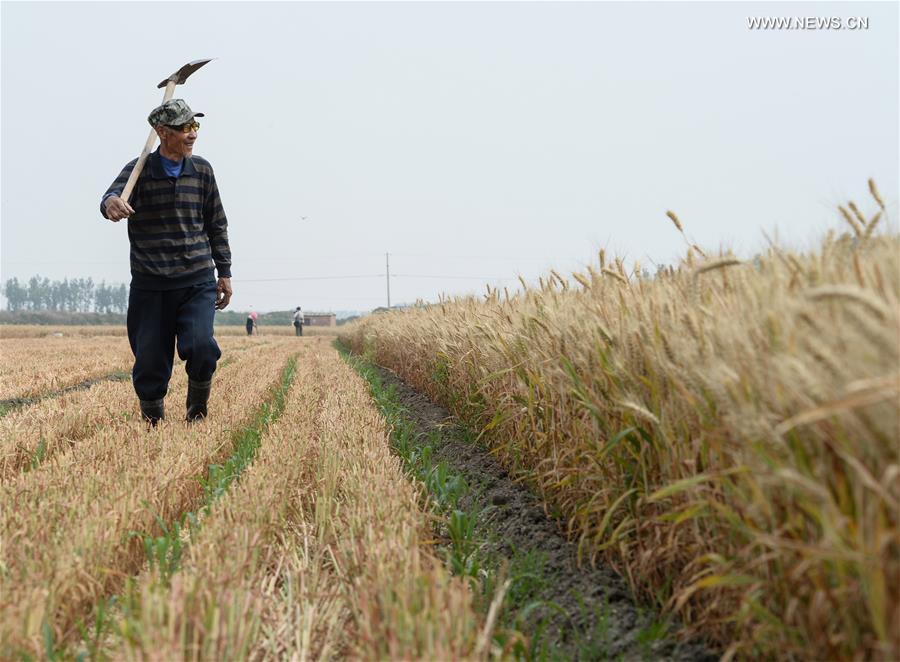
[376,365,715,661]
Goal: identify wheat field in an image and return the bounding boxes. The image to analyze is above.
[340,187,899,660]
[2,185,896,660]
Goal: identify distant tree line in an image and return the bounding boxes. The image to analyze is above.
[2,276,128,313]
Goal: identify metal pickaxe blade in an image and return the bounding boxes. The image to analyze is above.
[157,58,213,89]
[119,59,214,205]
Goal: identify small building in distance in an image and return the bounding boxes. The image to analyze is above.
[304,312,337,327]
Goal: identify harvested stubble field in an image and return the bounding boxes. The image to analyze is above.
[340,194,899,660]
[0,336,134,401]
[0,332,492,660]
[0,334,280,413]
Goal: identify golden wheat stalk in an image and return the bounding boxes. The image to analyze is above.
[863,212,882,240]
[666,210,684,233]
[693,258,743,276]
[572,272,592,290]
[805,284,892,319]
[839,205,864,237]
[848,202,868,228]
[774,374,899,437]
[601,268,628,284]
[614,398,660,425]
[869,178,885,210]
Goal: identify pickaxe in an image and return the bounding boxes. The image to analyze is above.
[119,59,213,203]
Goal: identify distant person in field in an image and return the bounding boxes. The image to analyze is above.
[292,307,303,336]
[246,310,258,335]
[100,99,232,425]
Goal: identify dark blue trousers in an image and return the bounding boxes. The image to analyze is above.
[127,281,222,401]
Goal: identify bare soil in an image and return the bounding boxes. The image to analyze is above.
[376,365,715,661]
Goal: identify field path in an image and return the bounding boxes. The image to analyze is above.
[372,364,715,660]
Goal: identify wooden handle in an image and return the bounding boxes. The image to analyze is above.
[119,80,179,205]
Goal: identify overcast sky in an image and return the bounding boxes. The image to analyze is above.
[2,1,897,313]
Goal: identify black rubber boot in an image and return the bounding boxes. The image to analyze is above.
[139,398,165,426]
[186,379,212,422]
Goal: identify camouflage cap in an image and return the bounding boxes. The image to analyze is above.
[147,99,205,127]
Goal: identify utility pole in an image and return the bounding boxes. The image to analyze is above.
[386,252,391,309]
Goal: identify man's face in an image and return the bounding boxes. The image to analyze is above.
[156,120,198,159]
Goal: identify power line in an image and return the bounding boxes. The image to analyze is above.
[246,294,388,302]
[235,253,386,263]
[209,253,554,263]
[392,274,517,280]
[390,253,550,262]
[234,273,519,283]
[234,274,382,282]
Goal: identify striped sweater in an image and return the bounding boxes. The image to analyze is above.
[101,149,232,290]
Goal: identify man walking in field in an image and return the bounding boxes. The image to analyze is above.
[101,99,232,425]
[292,306,303,336]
